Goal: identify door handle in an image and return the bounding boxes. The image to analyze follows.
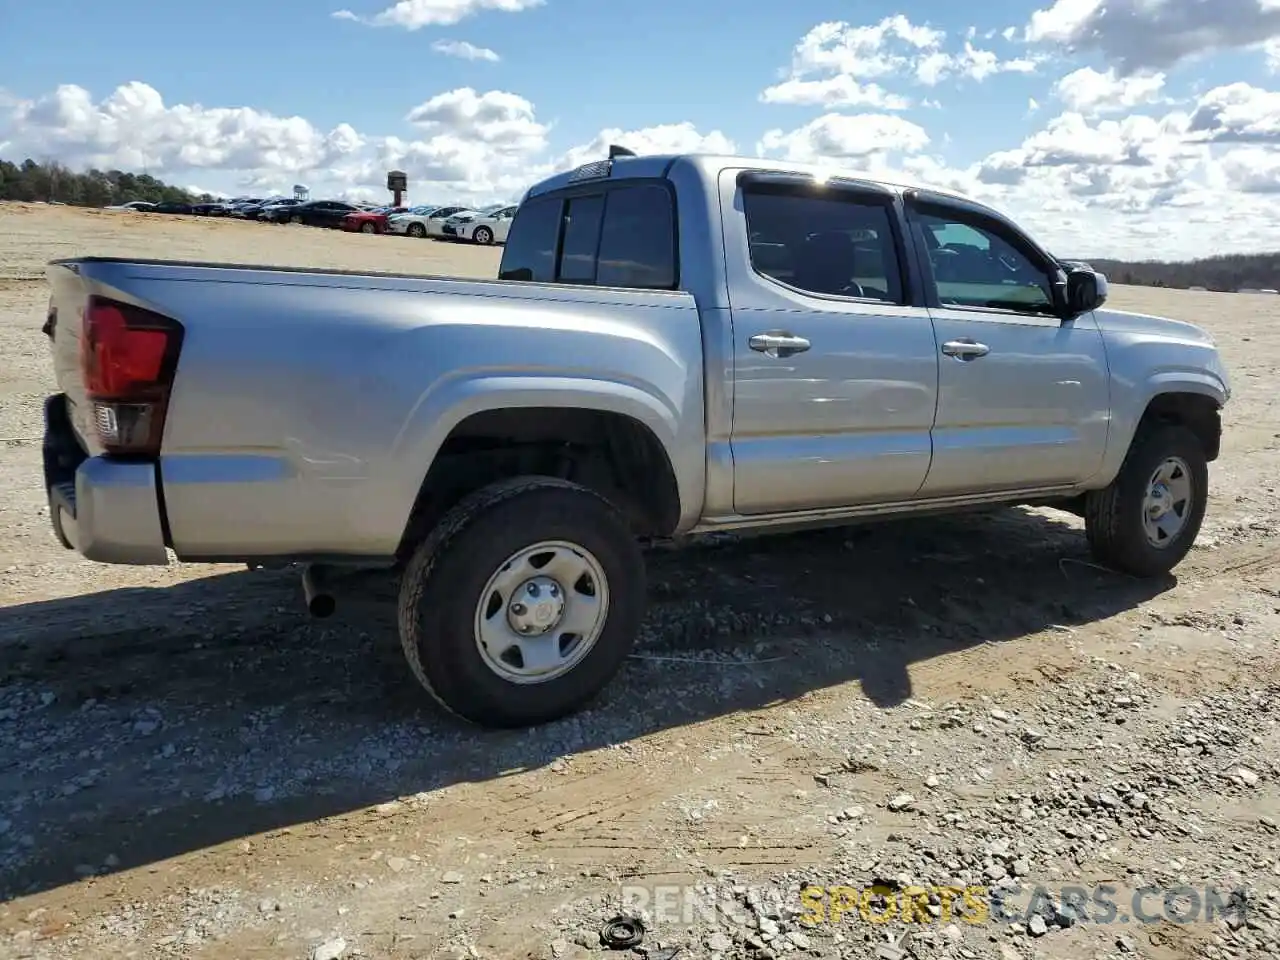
[749,332,811,358]
[940,339,990,360]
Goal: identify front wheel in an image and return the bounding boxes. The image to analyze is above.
[407,223,426,238]
[1084,424,1208,577]
[397,477,646,727]
[473,226,493,245]
[361,222,376,234]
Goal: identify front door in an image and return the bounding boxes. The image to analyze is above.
[906,199,1110,497]
[723,171,940,515]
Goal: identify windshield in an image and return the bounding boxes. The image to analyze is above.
[479,202,506,214]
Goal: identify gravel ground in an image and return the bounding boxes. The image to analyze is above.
[0,201,1278,960]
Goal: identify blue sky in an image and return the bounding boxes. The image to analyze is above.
[6,0,1270,166]
[4,0,1280,257]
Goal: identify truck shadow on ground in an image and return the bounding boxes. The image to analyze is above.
[0,506,1170,899]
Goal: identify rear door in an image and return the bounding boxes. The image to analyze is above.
[721,170,939,515]
[904,192,1110,496]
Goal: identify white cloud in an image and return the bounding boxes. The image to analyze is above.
[915,42,1039,85]
[757,113,930,163]
[431,39,500,61]
[1266,38,1280,73]
[1025,0,1280,73]
[1053,67,1166,115]
[404,87,546,152]
[1219,147,1280,192]
[333,0,541,29]
[1186,82,1280,144]
[785,16,946,79]
[759,76,910,111]
[762,16,1039,111]
[3,82,364,176]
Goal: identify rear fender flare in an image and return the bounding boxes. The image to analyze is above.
[388,373,697,529]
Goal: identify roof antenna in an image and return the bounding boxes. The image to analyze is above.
[608,144,636,159]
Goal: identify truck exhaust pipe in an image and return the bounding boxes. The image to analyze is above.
[301,563,336,618]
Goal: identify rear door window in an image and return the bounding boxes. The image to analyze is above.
[742,189,904,303]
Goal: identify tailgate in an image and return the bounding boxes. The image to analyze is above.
[44,262,94,453]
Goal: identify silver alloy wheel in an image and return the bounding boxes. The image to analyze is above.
[474,226,492,244]
[473,540,610,684]
[1142,456,1193,548]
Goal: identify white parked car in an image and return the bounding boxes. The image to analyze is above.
[442,204,518,244]
[424,205,477,238]
[386,205,452,238]
[103,200,156,212]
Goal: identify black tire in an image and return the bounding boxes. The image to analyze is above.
[397,477,645,727]
[289,214,302,225]
[1084,424,1208,577]
[407,222,426,238]
[473,226,493,245]
[361,222,377,234]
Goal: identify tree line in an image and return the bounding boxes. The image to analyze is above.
[0,157,214,207]
[1083,253,1280,293]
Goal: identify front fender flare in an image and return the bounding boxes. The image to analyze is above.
[1094,372,1229,486]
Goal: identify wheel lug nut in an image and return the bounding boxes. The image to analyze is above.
[527,583,539,596]
[511,603,526,615]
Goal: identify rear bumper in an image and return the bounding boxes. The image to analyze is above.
[42,395,168,565]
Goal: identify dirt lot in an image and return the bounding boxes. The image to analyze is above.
[1,202,1278,960]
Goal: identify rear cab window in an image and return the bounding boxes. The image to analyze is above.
[499,182,677,289]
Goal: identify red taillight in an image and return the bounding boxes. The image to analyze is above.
[80,296,183,458]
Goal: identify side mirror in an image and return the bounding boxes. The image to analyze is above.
[1063,267,1107,316]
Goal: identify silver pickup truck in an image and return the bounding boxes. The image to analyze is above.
[40,150,1231,728]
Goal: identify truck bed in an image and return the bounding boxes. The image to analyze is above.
[43,256,707,563]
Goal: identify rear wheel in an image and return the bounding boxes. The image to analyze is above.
[289,214,302,225]
[473,226,493,245]
[407,222,426,238]
[1084,424,1208,577]
[397,477,646,727]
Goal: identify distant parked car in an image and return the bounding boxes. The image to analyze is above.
[150,201,194,215]
[385,205,445,238]
[211,197,256,215]
[443,203,518,244]
[239,198,298,220]
[190,201,224,216]
[103,201,155,212]
[262,199,359,227]
[423,205,474,238]
[341,208,391,234]
[225,198,271,217]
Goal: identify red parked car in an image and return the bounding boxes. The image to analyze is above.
[341,209,391,234]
